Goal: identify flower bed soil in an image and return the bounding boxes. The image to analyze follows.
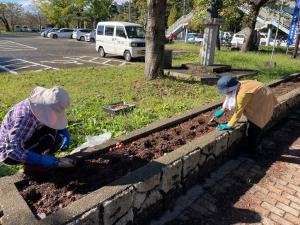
[17,78,300,218]
[271,77,300,96]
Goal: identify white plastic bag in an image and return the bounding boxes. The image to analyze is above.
[71,132,112,154]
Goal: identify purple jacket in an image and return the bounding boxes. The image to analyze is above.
[0,99,42,162]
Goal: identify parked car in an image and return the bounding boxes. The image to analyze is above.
[231,31,274,47]
[15,25,21,32]
[27,27,39,32]
[85,29,96,42]
[21,25,29,32]
[231,33,245,46]
[48,28,74,39]
[220,31,233,45]
[186,33,204,43]
[41,28,59,37]
[73,29,92,41]
[259,33,268,46]
[269,39,281,46]
[96,21,145,61]
[280,39,288,47]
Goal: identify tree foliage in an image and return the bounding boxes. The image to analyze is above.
[191,0,223,31]
[0,3,22,31]
[38,0,77,27]
[85,0,112,26]
[167,5,179,28]
[37,0,113,28]
[112,1,140,23]
[131,0,193,26]
[133,0,147,25]
[192,0,285,51]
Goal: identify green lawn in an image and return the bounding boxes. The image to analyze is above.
[1,44,300,176]
[171,42,300,83]
[0,65,220,149]
[167,42,201,53]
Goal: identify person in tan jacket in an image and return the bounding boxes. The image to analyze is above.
[213,76,278,152]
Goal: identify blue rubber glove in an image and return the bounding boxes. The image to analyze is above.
[26,151,58,168]
[214,109,225,118]
[216,124,231,131]
[58,128,70,151]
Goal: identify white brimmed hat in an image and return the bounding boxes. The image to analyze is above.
[29,86,70,130]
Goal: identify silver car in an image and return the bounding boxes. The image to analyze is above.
[85,30,96,42]
[41,28,58,38]
[48,28,74,39]
[73,29,92,41]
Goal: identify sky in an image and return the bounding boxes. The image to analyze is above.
[1,0,30,5]
[1,0,127,4]
[1,0,127,11]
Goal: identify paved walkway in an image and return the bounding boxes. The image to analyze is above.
[152,109,300,225]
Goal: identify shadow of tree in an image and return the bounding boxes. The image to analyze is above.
[160,109,300,225]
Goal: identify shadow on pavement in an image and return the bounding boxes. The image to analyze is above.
[161,108,300,225]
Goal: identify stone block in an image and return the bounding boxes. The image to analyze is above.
[183,149,201,178]
[279,101,288,114]
[200,155,216,176]
[271,105,282,122]
[114,209,133,225]
[0,210,2,225]
[183,167,200,189]
[139,190,163,212]
[183,63,231,73]
[133,173,161,193]
[163,188,183,210]
[286,93,300,109]
[201,138,216,155]
[66,208,100,225]
[228,124,245,147]
[215,132,229,157]
[134,195,164,225]
[103,187,133,225]
[198,153,206,167]
[133,193,147,209]
[160,160,182,193]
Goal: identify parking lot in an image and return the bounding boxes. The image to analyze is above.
[0,33,134,74]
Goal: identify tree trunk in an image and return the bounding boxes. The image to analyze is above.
[241,0,269,52]
[216,28,221,51]
[241,6,259,52]
[144,0,167,80]
[0,16,11,32]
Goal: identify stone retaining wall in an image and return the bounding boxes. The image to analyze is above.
[0,74,299,225]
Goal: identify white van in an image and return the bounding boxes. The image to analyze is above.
[96,21,146,61]
[231,34,245,47]
[259,33,268,46]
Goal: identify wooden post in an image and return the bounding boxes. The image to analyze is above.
[129,0,131,22]
[293,31,300,58]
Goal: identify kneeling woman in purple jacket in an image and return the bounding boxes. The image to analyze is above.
[0,86,75,170]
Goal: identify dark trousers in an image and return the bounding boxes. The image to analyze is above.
[247,121,263,153]
[4,126,63,165]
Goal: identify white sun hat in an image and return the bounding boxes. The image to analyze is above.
[29,86,70,130]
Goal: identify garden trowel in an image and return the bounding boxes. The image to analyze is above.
[206,115,218,126]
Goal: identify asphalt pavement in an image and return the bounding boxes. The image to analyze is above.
[0,32,134,74]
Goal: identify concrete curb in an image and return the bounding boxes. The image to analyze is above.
[0,74,299,225]
[163,68,259,84]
